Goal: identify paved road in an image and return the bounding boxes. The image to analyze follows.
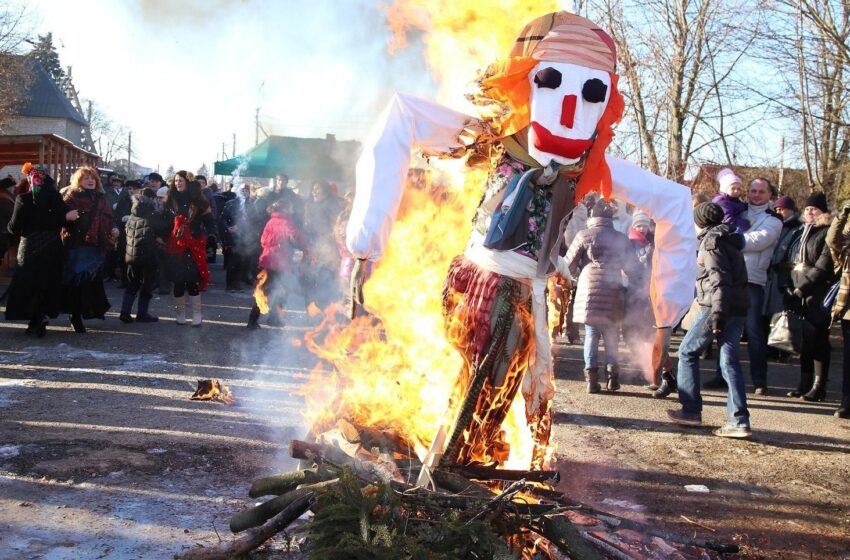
[0,261,317,559]
[0,259,848,558]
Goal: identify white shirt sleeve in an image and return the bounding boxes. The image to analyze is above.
[607,156,697,327]
[345,93,476,259]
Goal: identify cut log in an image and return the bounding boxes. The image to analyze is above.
[336,418,414,454]
[248,469,322,498]
[178,492,315,560]
[444,465,560,484]
[432,470,494,498]
[528,514,604,560]
[289,439,400,483]
[230,479,338,533]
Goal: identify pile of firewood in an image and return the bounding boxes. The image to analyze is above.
[178,421,739,559]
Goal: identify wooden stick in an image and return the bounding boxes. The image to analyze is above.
[680,514,715,532]
[443,465,561,484]
[177,493,315,560]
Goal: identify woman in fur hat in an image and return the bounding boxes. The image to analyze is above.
[61,167,117,332]
[786,191,834,401]
[4,164,76,336]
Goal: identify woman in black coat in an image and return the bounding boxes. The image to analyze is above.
[4,165,76,336]
[787,192,835,401]
[162,171,213,326]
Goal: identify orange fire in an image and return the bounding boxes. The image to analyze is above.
[253,270,270,315]
[302,1,560,470]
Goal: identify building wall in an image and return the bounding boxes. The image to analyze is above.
[4,116,83,145]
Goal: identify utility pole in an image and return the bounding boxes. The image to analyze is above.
[778,137,785,193]
[127,131,132,178]
[255,108,260,146]
[232,133,236,157]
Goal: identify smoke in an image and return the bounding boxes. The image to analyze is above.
[120,0,438,168]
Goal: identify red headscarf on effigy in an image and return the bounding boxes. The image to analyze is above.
[476,11,625,201]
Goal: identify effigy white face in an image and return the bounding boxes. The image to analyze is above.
[526,61,611,166]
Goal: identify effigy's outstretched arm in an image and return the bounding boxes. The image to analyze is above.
[607,155,696,328]
[607,156,697,375]
[345,93,477,261]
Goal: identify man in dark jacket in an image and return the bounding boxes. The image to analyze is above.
[668,202,752,438]
[221,184,256,291]
[119,190,167,322]
[104,174,130,282]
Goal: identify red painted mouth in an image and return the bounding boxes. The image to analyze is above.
[531,121,594,159]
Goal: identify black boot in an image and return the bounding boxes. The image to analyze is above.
[836,395,850,419]
[247,306,261,330]
[652,370,678,399]
[119,292,135,323]
[803,377,827,401]
[803,367,828,402]
[70,314,85,333]
[584,368,601,394]
[787,369,814,398]
[606,364,621,392]
[136,295,159,322]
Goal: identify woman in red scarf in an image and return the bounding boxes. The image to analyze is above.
[162,171,213,326]
[62,167,118,333]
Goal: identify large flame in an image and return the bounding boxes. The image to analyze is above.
[303,1,561,470]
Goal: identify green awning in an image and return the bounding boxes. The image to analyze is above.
[214,135,359,180]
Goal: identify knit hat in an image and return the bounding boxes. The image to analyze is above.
[774,196,796,211]
[156,186,168,198]
[804,191,829,213]
[631,211,651,229]
[716,168,742,195]
[694,202,724,228]
[590,199,615,219]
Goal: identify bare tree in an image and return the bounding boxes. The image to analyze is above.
[760,0,849,200]
[84,99,130,166]
[588,0,765,181]
[0,3,34,131]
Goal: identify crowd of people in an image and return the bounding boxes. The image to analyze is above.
[552,168,850,431]
[1,164,352,335]
[3,163,849,431]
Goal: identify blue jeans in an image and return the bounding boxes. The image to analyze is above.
[746,283,768,387]
[677,306,750,428]
[712,283,767,388]
[584,324,619,369]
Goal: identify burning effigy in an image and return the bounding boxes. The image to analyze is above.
[181,7,719,560]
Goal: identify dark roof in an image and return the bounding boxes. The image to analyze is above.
[15,56,87,126]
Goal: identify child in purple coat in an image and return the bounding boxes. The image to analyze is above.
[712,168,750,232]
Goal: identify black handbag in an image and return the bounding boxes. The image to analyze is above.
[767,311,804,354]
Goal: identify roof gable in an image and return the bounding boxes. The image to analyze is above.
[15,56,88,126]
